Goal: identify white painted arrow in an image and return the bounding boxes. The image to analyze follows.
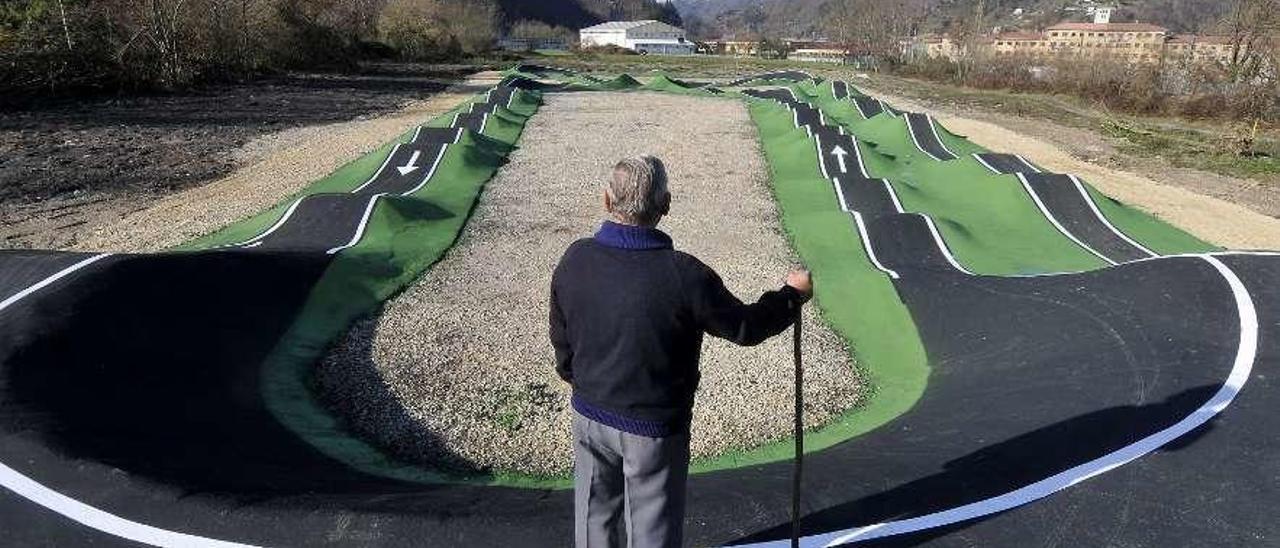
[831,144,849,174]
[396,150,422,176]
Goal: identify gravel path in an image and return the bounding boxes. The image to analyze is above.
[317,91,862,475]
[52,71,502,253]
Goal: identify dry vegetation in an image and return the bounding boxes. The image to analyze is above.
[883,0,1279,123]
[0,0,499,98]
[0,0,688,100]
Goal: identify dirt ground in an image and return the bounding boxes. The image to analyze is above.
[858,78,1280,251]
[316,91,861,475]
[0,64,491,251]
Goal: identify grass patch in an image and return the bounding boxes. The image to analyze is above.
[692,99,930,472]
[860,73,1280,183]
[171,63,1224,490]
[787,79,1214,272]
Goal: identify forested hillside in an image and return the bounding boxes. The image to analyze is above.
[674,0,1243,39]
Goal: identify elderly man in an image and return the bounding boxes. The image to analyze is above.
[550,155,812,547]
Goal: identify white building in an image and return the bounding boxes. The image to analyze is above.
[578,20,694,55]
[1092,6,1115,24]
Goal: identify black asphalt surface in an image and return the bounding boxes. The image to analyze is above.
[794,104,824,134]
[1022,172,1155,263]
[726,71,814,87]
[411,126,462,146]
[246,194,374,252]
[354,141,450,196]
[814,130,863,179]
[974,153,1039,174]
[905,112,957,161]
[0,250,99,305]
[0,77,1276,548]
[852,96,885,119]
[832,80,850,100]
[834,175,897,217]
[452,112,488,133]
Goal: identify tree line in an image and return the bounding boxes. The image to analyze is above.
[817,0,1278,122]
[0,0,679,99]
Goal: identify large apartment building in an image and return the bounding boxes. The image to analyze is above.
[917,6,1242,67]
[920,21,1241,66]
[578,20,694,55]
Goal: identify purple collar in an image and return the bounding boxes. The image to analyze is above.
[594,221,673,251]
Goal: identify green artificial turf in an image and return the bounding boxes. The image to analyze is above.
[257,127,570,488]
[782,82,1215,274]
[689,100,930,472]
[163,65,1225,490]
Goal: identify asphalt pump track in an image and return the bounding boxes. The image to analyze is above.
[0,71,1278,547]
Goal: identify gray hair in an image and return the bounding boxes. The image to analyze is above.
[606,155,669,225]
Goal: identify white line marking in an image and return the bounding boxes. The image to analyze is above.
[0,462,258,548]
[852,98,870,119]
[851,140,870,179]
[851,211,900,280]
[478,112,490,135]
[1068,175,1158,258]
[926,115,958,159]
[410,126,422,143]
[831,145,848,174]
[906,115,944,162]
[736,254,1258,547]
[1014,155,1042,173]
[231,198,304,247]
[918,213,976,275]
[1017,173,1118,266]
[0,253,259,548]
[0,254,111,314]
[326,193,385,255]
[241,242,262,249]
[882,180,905,213]
[400,143,450,196]
[831,177,850,212]
[350,144,402,194]
[396,150,422,176]
[814,133,830,180]
[972,153,1002,174]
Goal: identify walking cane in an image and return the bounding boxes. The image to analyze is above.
[790,302,804,548]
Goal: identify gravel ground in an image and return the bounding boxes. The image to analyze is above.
[317,91,862,475]
[1,65,495,252]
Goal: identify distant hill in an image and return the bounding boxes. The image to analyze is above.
[672,0,1236,40]
[497,0,683,30]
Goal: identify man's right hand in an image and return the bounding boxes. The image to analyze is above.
[786,269,813,297]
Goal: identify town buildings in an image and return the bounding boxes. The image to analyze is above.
[913,8,1243,66]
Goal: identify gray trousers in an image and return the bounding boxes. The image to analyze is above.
[573,411,691,548]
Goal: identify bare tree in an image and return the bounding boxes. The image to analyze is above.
[1221,0,1280,82]
[823,0,934,66]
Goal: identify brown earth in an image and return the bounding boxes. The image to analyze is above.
[0,64,492,252]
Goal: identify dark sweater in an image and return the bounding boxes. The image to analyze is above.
[549,221,806,438]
